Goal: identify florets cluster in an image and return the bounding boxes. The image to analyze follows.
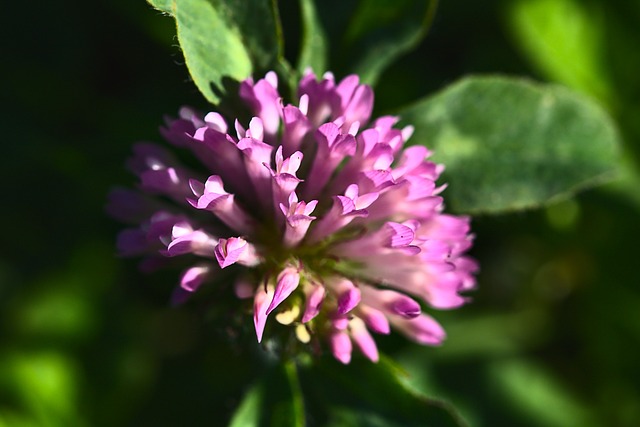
[109,71,477,363]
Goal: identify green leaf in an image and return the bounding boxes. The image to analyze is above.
[506,0,614,106]
[488,359,595,427]
[228,381,262,427]
[147,0,174,15]
[300,356,467,427]
[345,0,438,85]
[297,0,328,75]
[205,0,282,72]
[173,0,252,104]
[399,76,621,214]
[228,362,305,427]
[168,0,284,105]
[315,0,437,85]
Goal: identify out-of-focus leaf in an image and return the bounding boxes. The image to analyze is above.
[431,310,549,359]
[301,356,467,427]
[0,411,41,427]
[171,0,283,104]
[507,0,613,106]
[488,359,595,427]
[297,0,327,75]
[16,289,96,341]
[399,76,620,214]
[316,0,437,86]
[345,0,437,85]
[229,381,262,427]
[605,154,640,210]
[228,362,305,427]
[0,352,85,426]
[147,0,173,14]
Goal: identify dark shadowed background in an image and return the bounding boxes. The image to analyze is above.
[1,0,639,425]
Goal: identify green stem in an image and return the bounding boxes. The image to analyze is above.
[284,360,306,427]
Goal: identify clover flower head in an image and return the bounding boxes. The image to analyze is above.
[109,70,477,363]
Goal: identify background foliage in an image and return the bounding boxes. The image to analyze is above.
[1,0,639,425]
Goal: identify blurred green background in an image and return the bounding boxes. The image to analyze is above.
[1,0,639,425]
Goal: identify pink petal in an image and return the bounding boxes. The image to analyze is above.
[391,314,446,345]
[356,306,391,335]
[171,264,212,305]
[165,229,217,257]
[204,112,227,133]
[327,278,361,315]
[350,318,379,362]
[360,285,421,319]
[214,237,247,269]
[302,283,326,323]
[329,330,352,364]
[253,285,274,343]
[266,267,300,315]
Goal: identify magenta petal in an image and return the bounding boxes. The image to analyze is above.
[337,287,361,315]
[204,112,228,133]
[327,278,361,315]
[383,222,416,248]
[302,284,326,323]
[391,297,421,318]
[343,84,374,127]
[357,306,391,335]
[266,268,300,315]
[351,318,379,362]
[189,178,205,197]
[166,230,217,257]
[332,315,350,331]
[180,265,211,292]
[282,105,312,154]
[392,314,446,345]
[360,285,421,319]
[335,75,359,109]
[240,76,281,137]
[329,330,352,364]
[214,237,247,269]
[170,265,211,305]
[425,285,467,309]
[316,122,340,146]
[281,193,318,247]
[253,286,274,343]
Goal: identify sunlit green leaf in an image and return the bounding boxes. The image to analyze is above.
[0,411,41,427]
[399,76,621,214]
[171,0,283,104]
[507,0,614,106]
[0,352,84,426]
[206,0,282,72]
[147,0,174,14]
[297,0,327,75]
[173,0,251,104]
